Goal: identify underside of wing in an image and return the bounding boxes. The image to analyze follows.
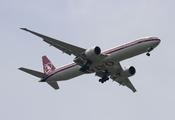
[124,78,137,92]
[95,62,137,92]
[113,76,137,92]
[112,63,137,92]
[21,28,86,56]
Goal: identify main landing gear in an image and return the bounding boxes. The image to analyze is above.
[146,47,153,57]
[99,77,109,83]
[79,60,92,72]
[99,70,109,83]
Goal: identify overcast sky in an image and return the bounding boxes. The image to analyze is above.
[1,0,175,120]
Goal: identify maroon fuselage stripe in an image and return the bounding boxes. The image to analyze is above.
[103,38,160,55]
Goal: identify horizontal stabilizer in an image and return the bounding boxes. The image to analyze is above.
[47,82,59,90]
[19,67,47,78]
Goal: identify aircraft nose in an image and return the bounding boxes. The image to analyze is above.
[152,38,161,48]
[156,38,161,45]
[157,38,161,43]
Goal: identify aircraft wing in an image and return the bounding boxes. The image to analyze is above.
[21,28,86,56]
[112,76,137,92]
[110,63,137,92]
[47,82,59,90]
[124,78,137,92]
[96,63,137,92]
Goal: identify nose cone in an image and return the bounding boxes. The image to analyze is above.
[152,37,161,48]
[156,38,161,43]
[156,37,161,44]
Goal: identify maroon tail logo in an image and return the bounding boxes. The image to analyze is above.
[42,56,56,74]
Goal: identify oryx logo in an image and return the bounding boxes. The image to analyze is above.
[44,62,53,74]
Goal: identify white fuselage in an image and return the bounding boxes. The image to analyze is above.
[43,37,160,82]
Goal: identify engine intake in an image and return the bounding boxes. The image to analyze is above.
[85,46,101,59]
[119,66,136,78]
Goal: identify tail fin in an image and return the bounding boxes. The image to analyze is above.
[42,56,59,90]
[42,55,56,74]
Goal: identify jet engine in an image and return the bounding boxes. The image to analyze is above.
[119,66,136,78]
[85,46,101,59]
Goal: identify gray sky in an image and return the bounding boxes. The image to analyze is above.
[1,0,175,120]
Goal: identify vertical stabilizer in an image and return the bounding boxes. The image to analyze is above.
[42,55,56,74]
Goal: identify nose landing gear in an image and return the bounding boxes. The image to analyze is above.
[146,52,150,56]
[146,47,153,57]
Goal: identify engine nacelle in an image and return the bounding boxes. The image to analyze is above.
[119,66,136,78]
[85,46,101,59]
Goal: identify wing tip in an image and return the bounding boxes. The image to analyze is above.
[18,67,24,70]
[20,28,28,30]
[47,82,60,90]
[133,90,137,93]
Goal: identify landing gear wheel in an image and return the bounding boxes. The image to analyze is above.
[98,70,110,83]
[99,79,104,83]
[146,52,150,56]
[99,77,109,83]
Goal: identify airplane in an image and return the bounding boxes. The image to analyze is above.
[19,28,161,92]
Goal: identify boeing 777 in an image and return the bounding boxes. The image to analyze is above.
[19,28,161,92]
